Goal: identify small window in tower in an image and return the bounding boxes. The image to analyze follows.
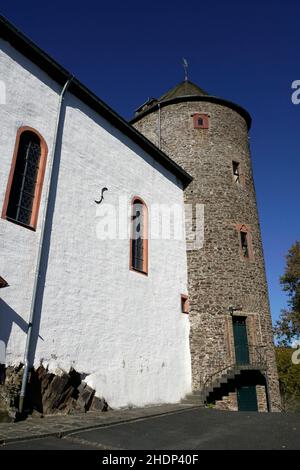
[232,161,240,186]
[240,231,249,258]
[236,224,254,261]
[193,113,209,129]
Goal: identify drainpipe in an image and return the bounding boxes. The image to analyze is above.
[157,103,161,149]
[19,76,73,414]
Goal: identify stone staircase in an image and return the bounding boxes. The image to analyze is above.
[181,367,243,406]
[181,362,267,407]
[203,364,266,404]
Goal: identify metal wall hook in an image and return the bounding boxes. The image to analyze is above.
[95,187,108,204]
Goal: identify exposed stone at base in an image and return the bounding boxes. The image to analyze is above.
[0,364,109,420]
[215,393,238,411]
[0,364,23,420]
[256,385,268,412]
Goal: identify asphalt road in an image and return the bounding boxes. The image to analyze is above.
[1,408,300,450]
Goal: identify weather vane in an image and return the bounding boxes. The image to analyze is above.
[182,58,188,82]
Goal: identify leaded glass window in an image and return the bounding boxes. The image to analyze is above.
[6,131,41,227]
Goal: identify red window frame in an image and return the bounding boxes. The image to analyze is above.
[193,113,209,129]
[1,126,48,231]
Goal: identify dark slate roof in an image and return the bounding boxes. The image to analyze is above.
[0,15,192,189]
[132,80,252,130]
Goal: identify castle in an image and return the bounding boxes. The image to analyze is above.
[0,15,280,414]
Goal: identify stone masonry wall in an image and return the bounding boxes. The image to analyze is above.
[215,392,238,411]
[133,99,281,411]
[256,385,268,412]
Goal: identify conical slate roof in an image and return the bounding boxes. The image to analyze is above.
[133,80,209,116]
[158,80,209,102]
[132,79,251,130]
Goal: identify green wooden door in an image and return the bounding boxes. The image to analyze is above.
[237,385,258,411]
[232,316,249,365]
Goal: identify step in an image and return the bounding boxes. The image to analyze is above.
[181,397,204,406]
[185,391,203,398]
[181,393,205,405]
[202,367,248,402]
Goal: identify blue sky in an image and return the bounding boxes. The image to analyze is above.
[1,0,299,324]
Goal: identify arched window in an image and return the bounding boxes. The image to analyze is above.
[130,197,148,275]
[2,127,48,230]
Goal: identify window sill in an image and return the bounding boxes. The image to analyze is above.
[129,266,148,277]
[4,216,36,231]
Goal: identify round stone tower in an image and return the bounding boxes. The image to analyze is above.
[131,80,281,411]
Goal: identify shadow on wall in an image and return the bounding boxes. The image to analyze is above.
[0,299,28,366]
[0,107,65,371]
[18,103,66,370]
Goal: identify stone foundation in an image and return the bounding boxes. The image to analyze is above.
[0,364,109,420]
[215,392,238,411]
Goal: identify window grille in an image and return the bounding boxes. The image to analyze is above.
[6,131,41,227]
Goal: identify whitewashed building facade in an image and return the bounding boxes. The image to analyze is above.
[0,16,193,409]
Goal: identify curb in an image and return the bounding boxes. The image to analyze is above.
[0,405,200,446]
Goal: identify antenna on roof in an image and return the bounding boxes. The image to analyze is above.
[182,58,188,82]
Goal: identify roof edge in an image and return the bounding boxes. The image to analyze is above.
[0,15,192,189]
[131,94,252,130]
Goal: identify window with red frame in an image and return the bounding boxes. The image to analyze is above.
[2,127,48,230]
[193,113,209,129]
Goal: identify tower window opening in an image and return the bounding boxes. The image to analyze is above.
[240,231,249,258]
[193,113,209,129]
[232,161,240,185]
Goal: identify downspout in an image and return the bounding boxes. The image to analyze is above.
[19,76,73,414]
[157,102,161,149]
